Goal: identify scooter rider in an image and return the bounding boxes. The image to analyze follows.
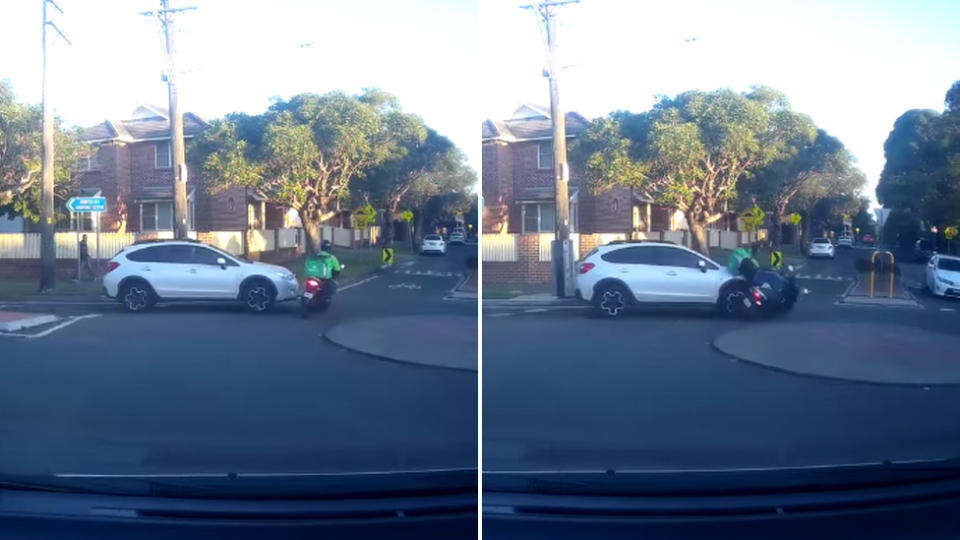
[304,240,342,297]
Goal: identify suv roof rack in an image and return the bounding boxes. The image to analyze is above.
[606,239,677,246]
[132,238,203,245]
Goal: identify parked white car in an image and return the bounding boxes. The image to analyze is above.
[837,235,853,248]
[420,234,447,255]
[575,241,746,318]
[808,237,835,258]
[449,228,466,245]
[925,254,960,298]
[103,240,299,313]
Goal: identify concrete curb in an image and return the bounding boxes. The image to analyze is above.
[482,297,582,307]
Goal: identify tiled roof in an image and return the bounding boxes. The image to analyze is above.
[482,103,590,142]
[81,107,207,143]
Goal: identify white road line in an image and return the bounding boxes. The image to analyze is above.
[486,312,513,317]
[523,308,548,313]
[338,275,379,292]
[940,308,957,312]
[0,314,102,339]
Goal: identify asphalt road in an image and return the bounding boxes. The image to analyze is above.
[483,245,960,472]
[0,244,477,477]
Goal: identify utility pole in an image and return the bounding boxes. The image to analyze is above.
[40,0,70,291]
[523,0,578,297]
[142,1,196,239]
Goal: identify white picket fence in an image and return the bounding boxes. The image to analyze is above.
[0,232,138,259]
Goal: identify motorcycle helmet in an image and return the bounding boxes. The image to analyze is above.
[321,240,332,252]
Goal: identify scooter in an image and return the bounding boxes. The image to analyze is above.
[299,263,344,318]
[744,264,799,317]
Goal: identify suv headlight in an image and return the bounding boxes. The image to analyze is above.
[275,271,295,281]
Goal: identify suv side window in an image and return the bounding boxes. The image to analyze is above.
[653,246,715,269]
[193,246,225,265]
[163,245,195,264]
[600,246,656,264]
[127,246,170,263]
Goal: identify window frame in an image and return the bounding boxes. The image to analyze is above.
[537,142,553,170]
[154,141,172,169]
[521,202,557,234]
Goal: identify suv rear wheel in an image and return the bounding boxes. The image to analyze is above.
[119,281,156,313]
[594,282,631,318]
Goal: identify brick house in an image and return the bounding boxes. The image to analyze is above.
[73,104,283,235]
[482,103,683,238]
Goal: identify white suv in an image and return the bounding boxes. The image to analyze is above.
[103,240,299,313]
[575,241,744,318]
[808,237,835,258]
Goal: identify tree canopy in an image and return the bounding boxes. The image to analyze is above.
[0,79,84,222]
[574,87,842,254]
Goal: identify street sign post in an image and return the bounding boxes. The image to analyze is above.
[382,247,394,265]
[65,197,107,279]
[66,196,106,213]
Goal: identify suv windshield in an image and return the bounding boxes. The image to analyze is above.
[939,258,960,272]
[813,238,831,244]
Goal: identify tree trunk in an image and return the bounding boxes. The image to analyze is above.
[380,207,394,246]
[300,211,321,254]
[412,209,424,251]
[686,213,710,257]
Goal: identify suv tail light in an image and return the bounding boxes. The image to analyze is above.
[105,261,120,273]
[579,262,595,274]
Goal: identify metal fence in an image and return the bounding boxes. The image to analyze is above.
[481,234,519,262]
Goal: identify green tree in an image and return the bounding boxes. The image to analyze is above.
[575,87,801,256]
[193,89,406,252]
[0,80,84,222]
[746,126,855,246]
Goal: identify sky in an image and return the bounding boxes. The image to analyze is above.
[480,0,960,205]
[0,0,478,168]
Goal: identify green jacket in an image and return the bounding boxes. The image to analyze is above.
[304,251,341,279]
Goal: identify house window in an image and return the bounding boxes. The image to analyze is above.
[75,151,100,172]
[537,142,553,170]
[155,142,171,169]
[141,199,195,231]
[522,203,556,233]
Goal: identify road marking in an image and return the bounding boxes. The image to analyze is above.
[940,308,957,312]
[0,314,102,339]
[487,312,513,317]
[399,261,415,267]
[338,275,379,292]
[523,308,548,313]
[388,282,422,289]
[394,270,456,277]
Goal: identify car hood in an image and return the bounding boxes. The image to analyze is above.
[250,261,292,275]
[935,269,960,283]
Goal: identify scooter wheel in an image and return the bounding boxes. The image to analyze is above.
[300,299,312,318]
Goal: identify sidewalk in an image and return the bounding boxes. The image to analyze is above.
[446,270,477,300]
[482,292,582,307]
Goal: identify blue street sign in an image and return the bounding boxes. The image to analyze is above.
[66,196,106,213]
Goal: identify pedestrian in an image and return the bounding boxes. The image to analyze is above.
[77,234,95,281]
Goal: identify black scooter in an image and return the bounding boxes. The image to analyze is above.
[738,258,799,318]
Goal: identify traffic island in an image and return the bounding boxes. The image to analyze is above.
[839,274,922,308]
[0,311,58,332]
[713,322,960,385]
[325,315,477,372]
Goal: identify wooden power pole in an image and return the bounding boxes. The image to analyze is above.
[40,0,70,291]
[143,1,195,239]
[524,0,578,296]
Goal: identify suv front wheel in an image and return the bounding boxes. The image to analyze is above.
[241,279,275,313]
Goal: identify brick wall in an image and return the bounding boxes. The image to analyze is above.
[483,234,552,284]
[579,187,632,234]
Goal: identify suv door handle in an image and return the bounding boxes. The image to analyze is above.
[187,268,197,274]
[142,266,151,271]
[666,271,678,276]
